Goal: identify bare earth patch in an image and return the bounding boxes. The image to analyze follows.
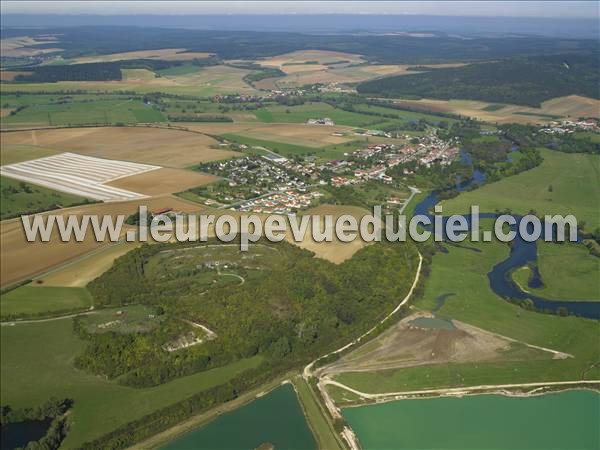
[322,312,551,376]
[107,168,219,196]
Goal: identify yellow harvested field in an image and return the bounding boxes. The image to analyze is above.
[0,196,204,287]
[288,204,373,264]
[1,127,240,168]
[259,50,365,67]
[393,95,600,124]
[184,122,355,147]
[0,36,62,57]
[0,71,32,81]
[73,48,212,64]
[107,168,218,196]
[38,242,140,287]
[261,59,468,88]
[0,144,59,165]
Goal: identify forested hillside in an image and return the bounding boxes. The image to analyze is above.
[357,54,600,106]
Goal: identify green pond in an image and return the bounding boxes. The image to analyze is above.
[161,383,316,450]
[343,389,599,450]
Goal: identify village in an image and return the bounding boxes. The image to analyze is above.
[183,129,460,214]
[539,118,599,134]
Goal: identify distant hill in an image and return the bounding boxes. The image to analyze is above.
[356,54,600,107]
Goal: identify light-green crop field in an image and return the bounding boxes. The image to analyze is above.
[334,220,600,394]
[0,318,263,448]
[441,149,600,231]
[512,241,600,301]
[0,176,91,220]
[1,285,92,318]
[254,102,386,127]
[2,98,165,126]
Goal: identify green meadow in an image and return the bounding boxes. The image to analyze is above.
[0,176,91,220]
[334,220,600,394]
[441,149,600,231]
[0,318,263,449]
[1,285,92,318]
[512,241,600,301]
[2,98,165,126]
[254,102,385,127]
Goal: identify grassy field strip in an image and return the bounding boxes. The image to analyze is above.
[293,377,345,450]
[324,378,600,403]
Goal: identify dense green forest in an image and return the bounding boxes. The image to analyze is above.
[357,54,600,106]
[84,239,419,387]
[4,27,598,64]
[14,62,123,82]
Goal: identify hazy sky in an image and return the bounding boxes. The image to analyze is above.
[2,1,599,18]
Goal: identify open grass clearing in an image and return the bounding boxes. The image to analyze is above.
[0,175,91,220]
[0,285,92,318]
[0,317,263,448]
[1,98,165,127]
[442,149,600,231]
[1,127,237,168]
[254,102,387,128]
[512,241,600,301]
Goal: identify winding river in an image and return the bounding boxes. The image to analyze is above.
[412,172,600,319]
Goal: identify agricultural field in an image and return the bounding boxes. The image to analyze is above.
[512,241,600,301]
[185,122,356,148]
[442,149,600,231]
[0,152,160,201]
[0,64,260,96]
[290,204,373,264]
[0,285,92,319]
[0,35,62,57]
[254,102,387,127]
[38,242,141,287]
[106,168,218,196]
[0,144,59,165]
[77,304,163,334]
[0,318,263,448]
[391,95,600,124]
[0,175,91,220]
[0,196,203,287]
[255,50,467,88]
[72,48,213,64]
[1,127,238,168]
[1,98,166,128]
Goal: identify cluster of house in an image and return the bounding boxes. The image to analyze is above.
[212,88,308,103]
[235,190,323,214]
[307,117,335,126]
[539,119,599,134]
